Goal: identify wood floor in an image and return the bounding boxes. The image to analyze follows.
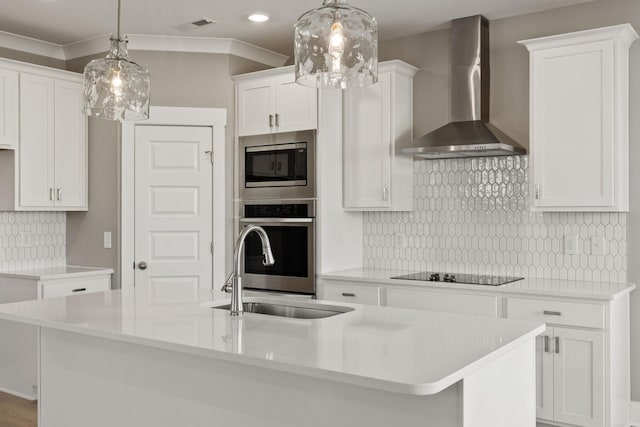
[0,392,36,427]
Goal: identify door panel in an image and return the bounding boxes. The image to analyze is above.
[19,73,54,208]
[54,79,86,208]
[553,327,604,427]
[135,125,213,289]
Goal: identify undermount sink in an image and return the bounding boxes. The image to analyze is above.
[211,299,354,319]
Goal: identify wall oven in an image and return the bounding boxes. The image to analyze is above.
[240,130,315,200]
[240,200,315,295]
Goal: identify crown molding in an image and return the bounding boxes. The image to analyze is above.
[0,30,66,60]
[0,30,289,67]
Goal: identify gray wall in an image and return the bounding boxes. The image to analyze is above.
[64,51,269,288]
[379,0,640,400]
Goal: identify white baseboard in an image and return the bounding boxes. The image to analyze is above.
[0,385,36,401]
[631,400,640,426]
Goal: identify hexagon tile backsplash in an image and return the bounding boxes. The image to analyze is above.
[0,212,66,271]
[363,156,627,283]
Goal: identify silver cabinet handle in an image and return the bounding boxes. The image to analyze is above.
[544,335,550,353]
[555,336,560,354]
[49,188,54,201]
[138,261,148,270]
[56,188,62,201]
[342,292,356,297]
[535,184,540,200]
[269,114,274,127]
[543,310,562,316]
[275,113,280,127]
[382,187,389,201]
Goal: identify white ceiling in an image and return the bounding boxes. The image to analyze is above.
[1,0,595,56]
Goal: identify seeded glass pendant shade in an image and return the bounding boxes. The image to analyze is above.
[294,0,378,89]
[82,0,150,121]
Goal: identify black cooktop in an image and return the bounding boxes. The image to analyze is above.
[390,271,524,286]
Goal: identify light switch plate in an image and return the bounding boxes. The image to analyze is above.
[564,235,579,255]
[103,232,112,249]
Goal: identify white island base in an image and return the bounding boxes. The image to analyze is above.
[40,326,535,427]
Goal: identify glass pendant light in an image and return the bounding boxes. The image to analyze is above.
[83,0,150,121]
[294,0,378,89]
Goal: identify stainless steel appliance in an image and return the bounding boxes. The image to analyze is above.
[398,15,526,159]
[391,271,523,286]
[240,200,315,295]
[240,130,316,200]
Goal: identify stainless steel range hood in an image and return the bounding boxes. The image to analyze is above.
[399,15,526,159]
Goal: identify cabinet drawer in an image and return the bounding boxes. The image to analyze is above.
[506,297,604,329]
[321,282,380,305]
[385,288,499,317]
[41,275,110,299]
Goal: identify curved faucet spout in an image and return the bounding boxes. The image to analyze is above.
[230,225,274,316]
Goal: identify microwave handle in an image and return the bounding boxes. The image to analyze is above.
[240,218,313,224]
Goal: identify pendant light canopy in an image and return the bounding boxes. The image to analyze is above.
[294,0,378,89]
[82,0,150,121]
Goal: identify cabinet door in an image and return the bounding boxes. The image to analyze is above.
[536,330,555,421]
[0,68,18,149]
[19,73,55,208]
[553,327,604,427]
[385,287,499,317]
[343,71,391,209]
[237,79,275,136]
[531,41,615,209]
[274,74,317,133]
[54,79,87,209]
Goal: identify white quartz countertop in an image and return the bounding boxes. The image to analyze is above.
[0,286,544,395]
[0,265,114,280]
[321,268,635,301]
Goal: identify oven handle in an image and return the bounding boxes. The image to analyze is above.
[240,218,314,224]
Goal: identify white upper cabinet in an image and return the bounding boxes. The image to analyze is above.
[343,60,417,211]
[235,67,317,136]
[0,68,18,150]
[520,24,638,212]
[0,59,87,211]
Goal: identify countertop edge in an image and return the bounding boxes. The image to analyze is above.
[0,304,545,396]
[0,266,114,280]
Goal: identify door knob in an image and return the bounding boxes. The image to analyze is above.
[138,261,148,270]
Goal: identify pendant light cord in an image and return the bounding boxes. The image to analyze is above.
[116,0,122,40]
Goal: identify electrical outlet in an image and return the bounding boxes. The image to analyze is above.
[17,232,33,248]
[394,233,408,249]
[564,235,579,255]
[103,232,112,249]
[590,236,607,256]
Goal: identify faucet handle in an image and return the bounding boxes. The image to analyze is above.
[220,283,232,293]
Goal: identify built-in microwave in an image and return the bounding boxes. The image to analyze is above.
[240,130,315,200]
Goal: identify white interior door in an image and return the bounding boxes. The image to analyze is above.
[134,125,213,294]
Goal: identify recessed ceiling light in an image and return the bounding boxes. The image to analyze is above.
[248,13,270,23]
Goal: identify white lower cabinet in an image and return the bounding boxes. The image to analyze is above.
[0,270,111,399]
[507,297,610,427]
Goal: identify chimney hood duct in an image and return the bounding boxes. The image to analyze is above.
[399,15,526,159]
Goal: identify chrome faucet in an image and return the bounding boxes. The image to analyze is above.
[222,225,274,316]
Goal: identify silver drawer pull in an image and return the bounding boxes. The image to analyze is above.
[341,292,356,297]
[543,310,562,316]
[544,335,550,353]
[72,288,87,293]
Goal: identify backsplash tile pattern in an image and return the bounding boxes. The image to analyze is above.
[0,212,66,271]
[363,156,627,283]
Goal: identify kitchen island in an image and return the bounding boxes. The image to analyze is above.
[0,286,544,427]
